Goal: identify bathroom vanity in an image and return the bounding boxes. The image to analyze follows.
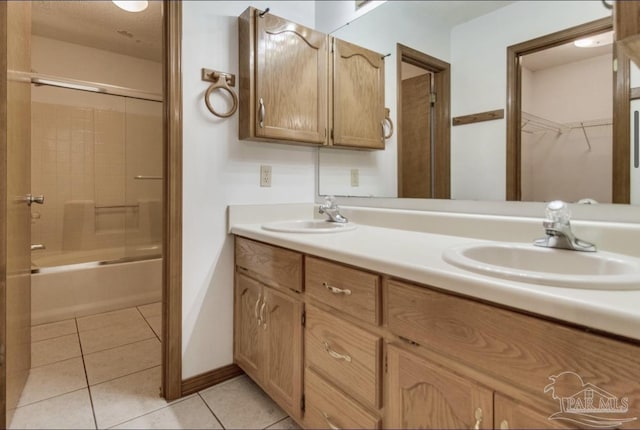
[231,205,640,429]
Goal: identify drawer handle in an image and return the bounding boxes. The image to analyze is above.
[254,296,262,326]
[322,341,352,363]
[499,419,508,430]
[473,408,483,430]
[260,301,267,330]
[323,412,341,430]
[322,282,351,296]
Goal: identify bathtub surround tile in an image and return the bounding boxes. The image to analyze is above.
[79,318,156,354]
[84,338,161,386]
[90,366,167,429]
[112,396,222,429]
[31,333,82,368]
[138,302,161,319]
[199,375,287,429]
[9,388,95,430]
[17,357,87,407]
[77,307,145,332]
[31,318,77,342]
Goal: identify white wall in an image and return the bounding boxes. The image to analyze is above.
[181,1,317,378]
[450,1,609,201]
[32,36,162,94]
[315,0,386,34]
[318,1,452,197]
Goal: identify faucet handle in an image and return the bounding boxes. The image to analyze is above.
[323,195,337,209]
[545,200,571,224]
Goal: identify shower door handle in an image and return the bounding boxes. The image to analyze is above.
[25,194,45,206]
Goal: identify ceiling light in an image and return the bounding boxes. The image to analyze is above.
[112,1,148,13]
[574,32,613,48]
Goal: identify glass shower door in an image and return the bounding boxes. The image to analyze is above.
[124,98,163,259]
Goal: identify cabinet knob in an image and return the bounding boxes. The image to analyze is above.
[473,408,483,430]
[500,419,509,430]
[25,194,45,206]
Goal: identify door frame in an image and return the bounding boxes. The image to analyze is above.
[163,0,183,401]
[396,43,451,199]
[505,17,624,201]
[1,2,9,426]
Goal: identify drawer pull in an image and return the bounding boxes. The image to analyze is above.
[323,412,341,430]
[254,296,262,326]
[473,408,483,430]
[322,341,352,363]
[499,419,509,430]
[322,282,352,296]
[260,301,267,329]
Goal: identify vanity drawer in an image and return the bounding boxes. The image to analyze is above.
[235,237,303,292]
[385,279,640,413]
[305,256,380,325]
[305,305,381,409]
[304,367,380,429]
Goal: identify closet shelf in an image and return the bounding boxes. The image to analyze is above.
[521,111,612,151]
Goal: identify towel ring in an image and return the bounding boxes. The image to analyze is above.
[202,68,238,118]
[383,107,394,139]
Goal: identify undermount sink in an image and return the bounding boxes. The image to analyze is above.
[442,242,640,290]
[261,219,357,233]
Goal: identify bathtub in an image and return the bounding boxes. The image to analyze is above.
[31,248,162,325]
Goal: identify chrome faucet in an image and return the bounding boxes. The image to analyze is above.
[534,200,596,252]
[319,196,348,223]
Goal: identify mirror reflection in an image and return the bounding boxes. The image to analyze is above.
[316,1,630,203]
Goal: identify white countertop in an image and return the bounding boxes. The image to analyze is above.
[230,220,640,342]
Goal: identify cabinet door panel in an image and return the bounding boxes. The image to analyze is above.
[494,393,573,429]
[332,38,385,149]
[387,344,493,429]
[234,274,263,380]
[263,287,303,419]
[256,13,327,144]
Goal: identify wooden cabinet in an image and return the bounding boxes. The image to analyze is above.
[233,240,304,420]
[238,8,386,150]
[233,235,640,429]
[239,7,328,145]
[331,38,385,149]
[387,344,493,429]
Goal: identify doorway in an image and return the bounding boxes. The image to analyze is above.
[505,17,628,202]
[1,1,183,426]
[397,44,451,199]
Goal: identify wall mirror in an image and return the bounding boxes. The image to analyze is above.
[316,1,640,209]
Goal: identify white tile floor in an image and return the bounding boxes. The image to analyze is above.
[10,303,300,429]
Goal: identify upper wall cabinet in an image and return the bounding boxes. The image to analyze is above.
[238,8,386,150]
[331,38,385,150]
[239,7,328,145]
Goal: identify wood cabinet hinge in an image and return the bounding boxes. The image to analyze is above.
[398,335,420,347]
[301,394,306,411]
[301,309,306,327]
[384,351,388,374]
[330,128,334,140]
[430,92,437,105]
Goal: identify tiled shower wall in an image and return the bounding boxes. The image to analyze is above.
[31,86,162,260]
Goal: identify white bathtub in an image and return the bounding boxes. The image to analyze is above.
[31,249,162,325]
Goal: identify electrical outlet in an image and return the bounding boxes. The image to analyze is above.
[260,165,272,187]
[350,168,359,187]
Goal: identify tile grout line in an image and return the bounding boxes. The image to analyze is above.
[82,334,159,359]
[135,305,162,342]
[88,363,162,390]
[75,317,99,430]
[105,386,190,429]
[197,392,227,430]
[266,416,294,429]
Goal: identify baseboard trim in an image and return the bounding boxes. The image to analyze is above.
[181,363,244,396]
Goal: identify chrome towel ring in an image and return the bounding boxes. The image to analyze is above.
[201,68,238,118]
